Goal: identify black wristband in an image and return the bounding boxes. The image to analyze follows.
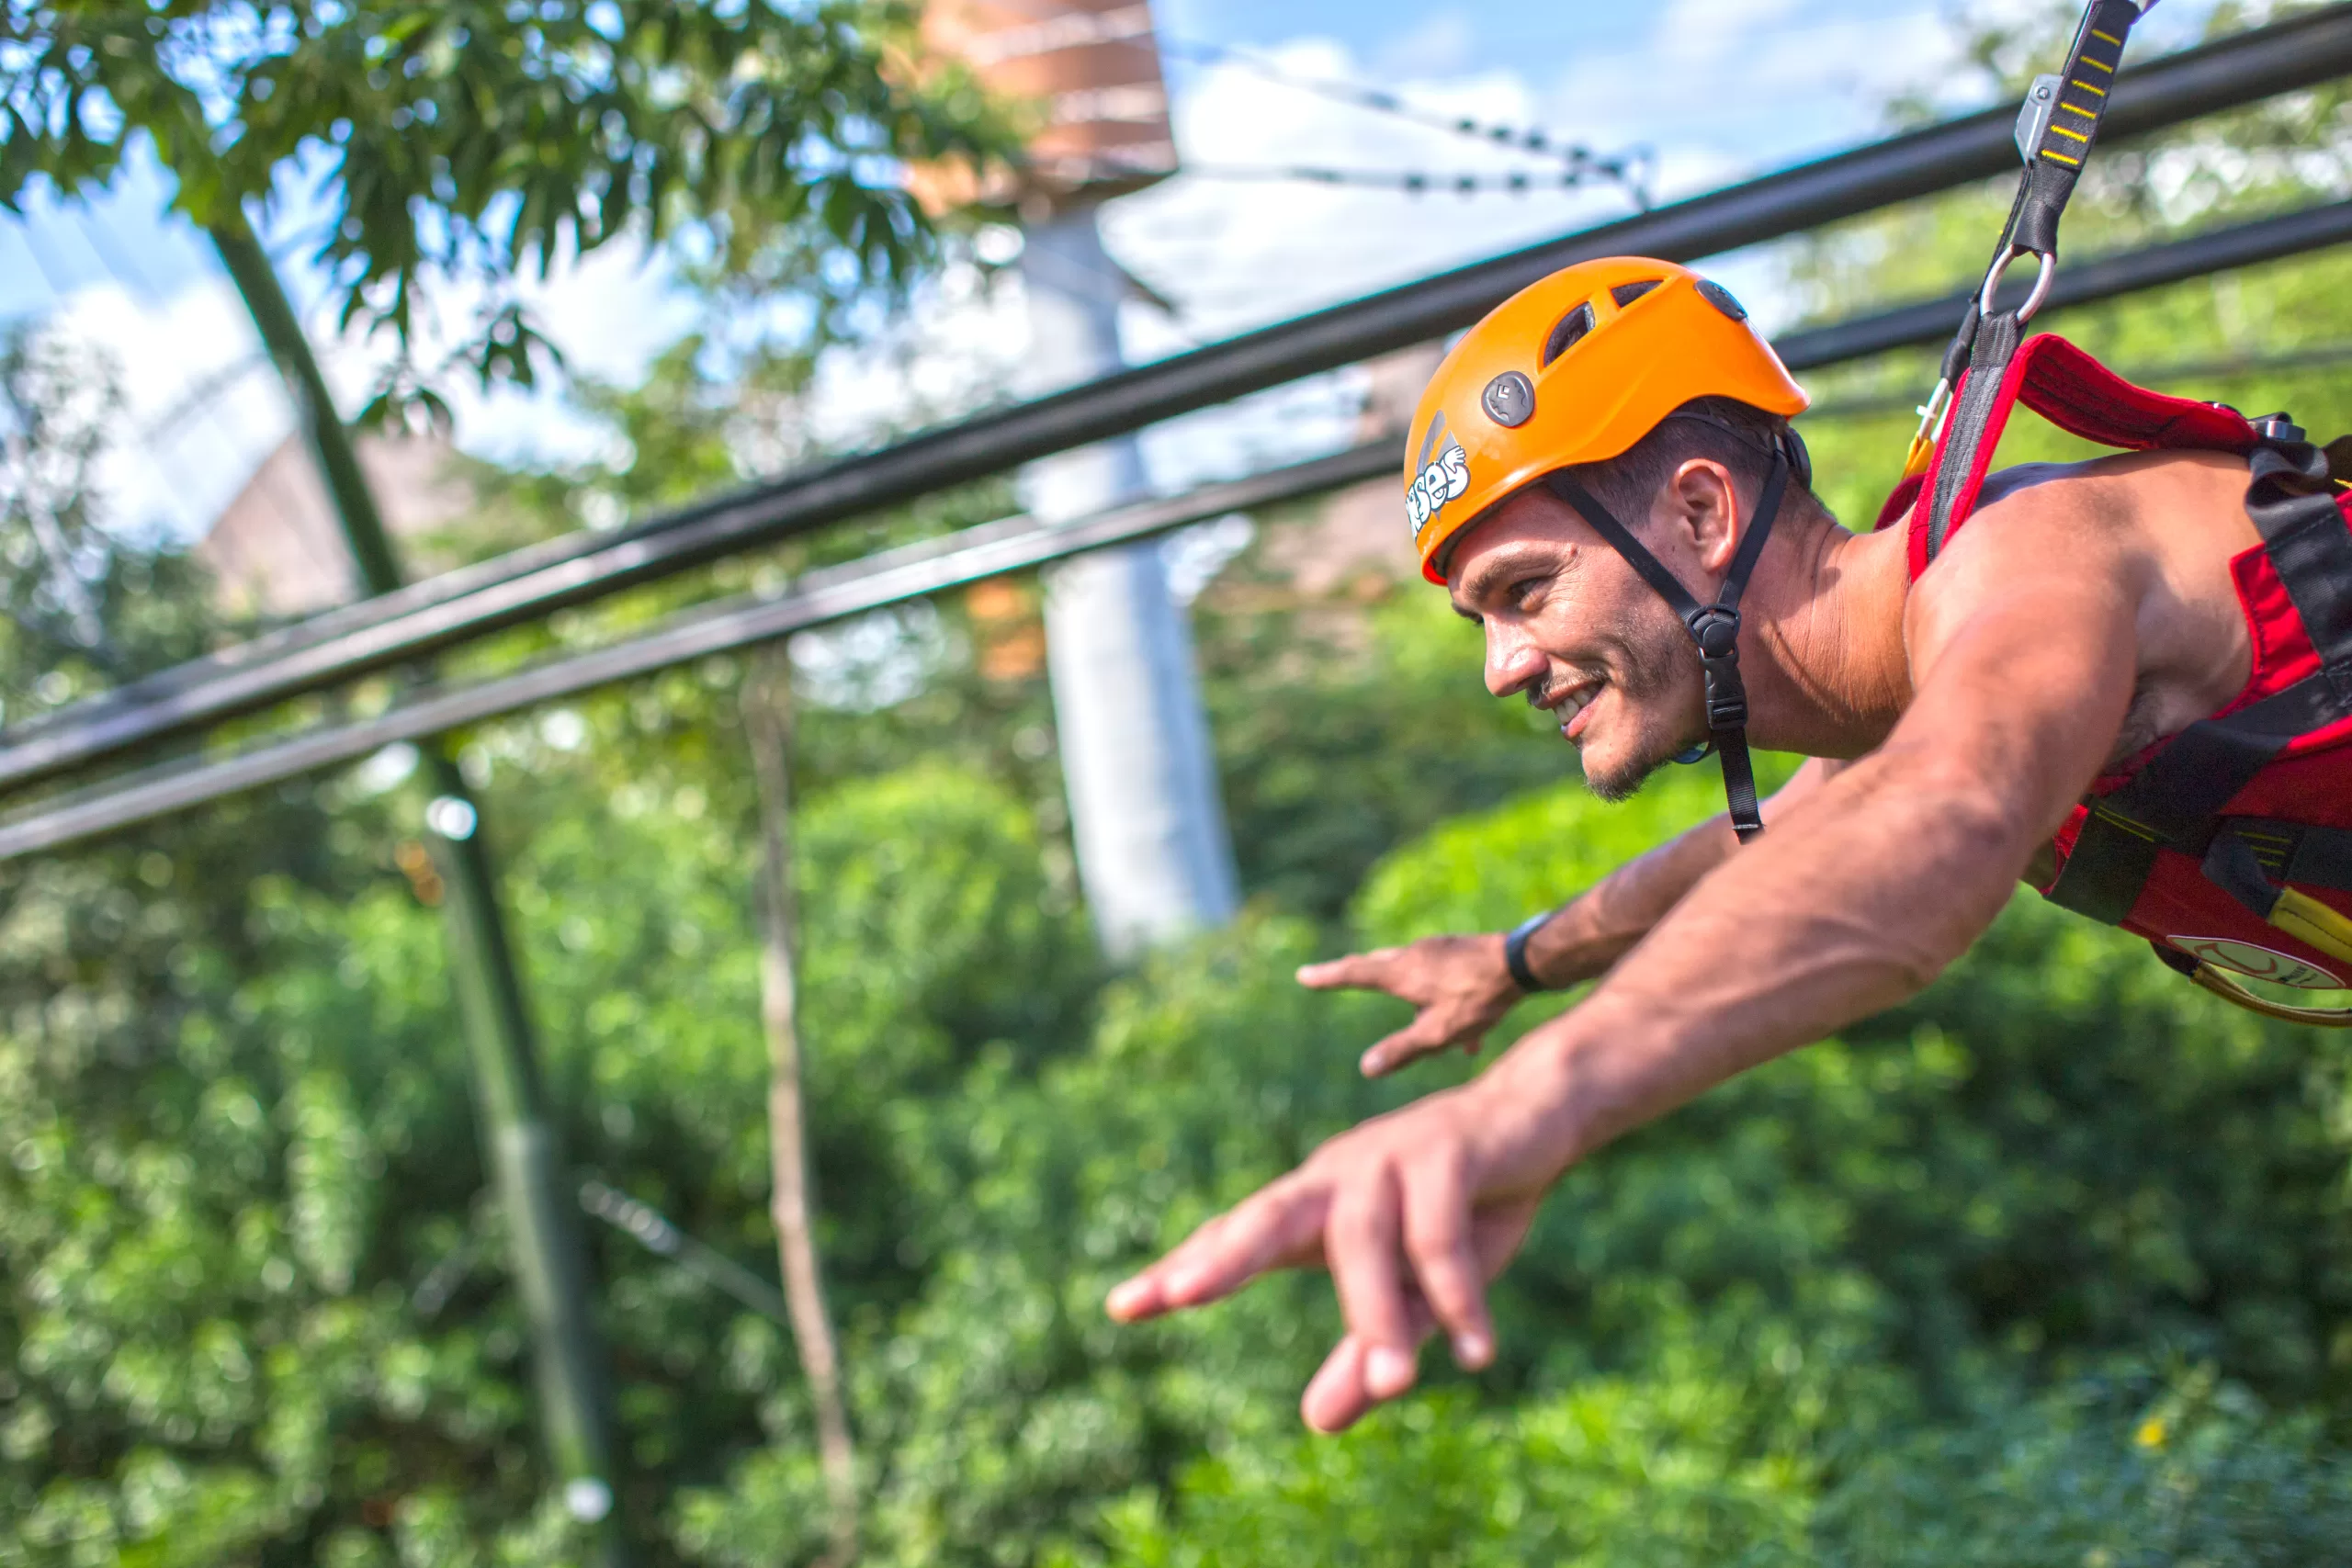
[1502,907,1561,993]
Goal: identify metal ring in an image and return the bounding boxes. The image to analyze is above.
[1978,247,2057,322]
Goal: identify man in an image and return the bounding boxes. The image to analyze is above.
[1105,255,2352,1434]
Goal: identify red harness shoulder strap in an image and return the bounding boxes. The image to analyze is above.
[1867,332,2352,1024]
[1873,333,2260,578]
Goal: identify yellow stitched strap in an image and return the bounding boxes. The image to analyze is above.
[2270,886,2352,967]
[2189,964,2352,1028]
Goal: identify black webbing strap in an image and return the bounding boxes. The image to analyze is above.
[2045,673,2308,927]
[2026,411,2352,933]
[2202,830,2286,921]
[2043,679,2318,924]
[1926,310,2024,562]
[2009,1,2146,255]
[2215,818,2352,893]
[1912,0,2146,534]
[2245,444,2352,706]
[2044,810,2162,925]
[1544,450,1792,844]
[2042,454,2352,930]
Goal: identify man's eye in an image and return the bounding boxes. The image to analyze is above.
[1510,576,1548,609]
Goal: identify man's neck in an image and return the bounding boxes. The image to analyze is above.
[1741,513,1914,759]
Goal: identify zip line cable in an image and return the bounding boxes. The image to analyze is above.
[1147,33,1657,206]
[956,0,1620,169]
[2,7,2346,786]
[956,1,1652,204]
[1086,155,1657,197]
[4,192,2348,860]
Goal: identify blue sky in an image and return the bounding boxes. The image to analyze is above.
[1,0,2232,539]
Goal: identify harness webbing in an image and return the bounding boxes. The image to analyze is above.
[2039,435,2352,982]
[2251,443,2352,687]
[1544,449,1793,844]
[1928,310,2025,560]
[1906,0,2155,487]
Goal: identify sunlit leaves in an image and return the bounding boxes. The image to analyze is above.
[1,2,1023,422]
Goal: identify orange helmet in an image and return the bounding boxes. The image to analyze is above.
[1404,256,1808,583]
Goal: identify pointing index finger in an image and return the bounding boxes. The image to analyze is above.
[1295,950,1397,991]
[1107,1179,1330,1324]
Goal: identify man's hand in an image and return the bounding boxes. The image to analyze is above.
[1105,1072,1564,1432]
[1296,935,1524,1077]
[1301,762,1841,1080]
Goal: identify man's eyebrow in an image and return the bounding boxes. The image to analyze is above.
[1453,551,1528,609]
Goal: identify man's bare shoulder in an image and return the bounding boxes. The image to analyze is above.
[1902,447,2259,753]
[1908,449,2253,605]
[1954,448,2253,550]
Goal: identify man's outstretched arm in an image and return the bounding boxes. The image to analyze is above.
[1108,521,2142,1433]
[1301,759,1848,1077]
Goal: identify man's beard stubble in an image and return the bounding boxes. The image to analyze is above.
[1575,635,1691,805]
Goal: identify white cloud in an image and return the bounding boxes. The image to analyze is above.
[51,279,292,543]
[1106,38,1632,340]
[5,0,2245,547]
[1653,0,1807,69]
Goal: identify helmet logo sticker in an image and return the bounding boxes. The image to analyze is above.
[1406,412,1471,536]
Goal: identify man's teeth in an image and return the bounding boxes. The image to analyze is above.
[1555,686,1595,722]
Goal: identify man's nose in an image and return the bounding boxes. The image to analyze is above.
[1484,625,1544,698]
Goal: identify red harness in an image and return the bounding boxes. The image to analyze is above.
[1875,333,2352,1022]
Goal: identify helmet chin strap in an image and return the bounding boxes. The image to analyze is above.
[1542,447,1792,844]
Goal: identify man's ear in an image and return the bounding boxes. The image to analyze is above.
[1663,457,1741,573]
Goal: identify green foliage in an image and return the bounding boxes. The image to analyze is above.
[1807,1368,2352,1565]
[1082,1381,1813,1568]
[670,910,1400,1566]
[10,496,2352,1563]
[1352,761,1745,943]
[0,321,218,712]
[12,6,2352,1562]
[0,1,1022,407]
[1085,1370,2352,1568]
[842,773,2346,1568]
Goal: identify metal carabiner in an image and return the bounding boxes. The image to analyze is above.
[1979,247,2057,323]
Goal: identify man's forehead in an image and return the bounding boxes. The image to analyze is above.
[1446,493,1584,606]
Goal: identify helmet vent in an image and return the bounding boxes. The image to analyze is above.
[1610,279,1662,308]
[1539,302,1597,368]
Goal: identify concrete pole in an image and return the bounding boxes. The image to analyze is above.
[1020,206,1238,960]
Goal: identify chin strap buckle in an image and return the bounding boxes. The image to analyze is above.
[1687,605,1749,732]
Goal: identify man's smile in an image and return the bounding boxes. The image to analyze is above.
[1532,674,1605,741]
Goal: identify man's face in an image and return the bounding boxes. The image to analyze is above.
[1445,484,1702,801]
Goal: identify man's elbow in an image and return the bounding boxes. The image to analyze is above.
[1871,752,2044,971]
[1875,739,2052,862]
